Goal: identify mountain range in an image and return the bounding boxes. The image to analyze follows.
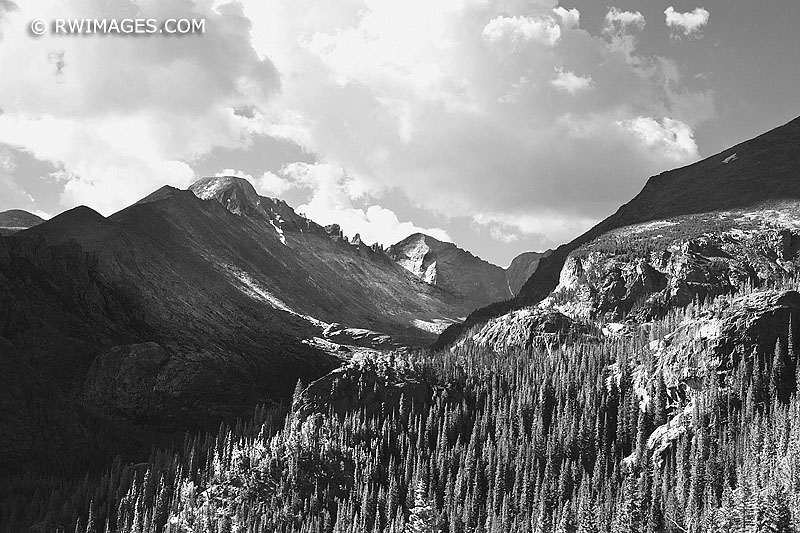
[0,174,547,443]
[2,114,800,496]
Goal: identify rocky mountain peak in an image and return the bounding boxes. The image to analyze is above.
[389,232,512,309]
[189,176,263,217]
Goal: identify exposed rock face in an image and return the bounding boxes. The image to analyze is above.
[325,223,345,242]
[321,324,395,348]
[653,289,800,375]
[190,177,322,240]
[644,289,799,462]
[0,209,44,236]
[455,307,594,353]
[540,217,800,323]
[185,178,469,343]
[389,233,512,309]
[189,176,263,217]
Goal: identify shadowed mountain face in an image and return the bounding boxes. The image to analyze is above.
[506,250,551,295]
[388,234,551,307]
[1,177,475,425]
[187,177,465,338]
[388,233,512,309]
[3,193,339,418]
[0,209,43,235]
[436,115,800,348]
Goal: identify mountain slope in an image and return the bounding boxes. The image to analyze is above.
[0,209,43,235]
[519,115,800,303]
[506,250,551,295]
[436,115,800,348]
[7,196,337,414]
[187,177,464,337]
[388,233,512,309]
[2,177,477,417]
[387,235,551,307]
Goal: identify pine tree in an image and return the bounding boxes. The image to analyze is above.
[292,379,305,410]
[578,494,599,533]
[557,501,578,533]
[760,487,792,533]
[653,373,668,428]
[771,337,789,404]
[788,312,796,363]
[85,500,96,533]
[752,349,766,412]
[406,480,439,533]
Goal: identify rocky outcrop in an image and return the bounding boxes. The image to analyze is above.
[650,289,800,378]
[643,289,799,463]
[322,323,395,348]
[456,306,595,353]
[541,224,800,323]
[294,353,433,420]
[189,176,263,217]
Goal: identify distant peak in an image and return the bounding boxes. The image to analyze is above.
[63,205,105,221]
[189,176,262,216]
[189,175,259,200]
[396,232,447,248]
[27,205,105,230]
[0,209,45,235]
[0,209,45,225]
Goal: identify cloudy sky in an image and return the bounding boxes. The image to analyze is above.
[0,0,799,266]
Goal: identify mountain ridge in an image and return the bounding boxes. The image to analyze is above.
[0,209,44,235]
[3,175,495,437]
[435,114,800,348]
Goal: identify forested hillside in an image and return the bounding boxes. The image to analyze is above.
[6,279,800,532]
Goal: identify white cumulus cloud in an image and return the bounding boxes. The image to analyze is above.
[604,7,646,31]
[603,7,647,58]
[618,117,699,162]
[482,15,562,48]
[255,171,292,196]
[665,6,710,38]
[0,0,280,215]
[552,7,580,30]
[279,162,451,246]
[238,0,711,251]
[551,68,594,94]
